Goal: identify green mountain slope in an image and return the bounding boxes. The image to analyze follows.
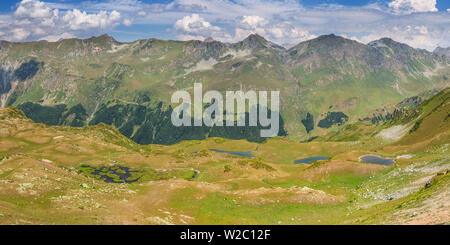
[0,34,448,144]
[394,88,450,147]
[318,88,449,148]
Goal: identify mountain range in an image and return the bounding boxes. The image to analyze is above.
[0,33,449,144]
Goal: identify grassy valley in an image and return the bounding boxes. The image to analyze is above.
[0,88,448,224]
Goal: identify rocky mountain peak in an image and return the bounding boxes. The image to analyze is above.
[204,37,215,43]
[368,37,412,51]
[235,33,285,51]
[87,34,117,44]
[235,33,269,48]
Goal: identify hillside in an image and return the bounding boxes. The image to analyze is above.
[0,34,449,144]
[320,88,449,143]
[0,88,448,224]
[395,88,450,145]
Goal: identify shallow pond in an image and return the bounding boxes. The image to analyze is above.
[80,165,142,183]
[294,156,329,164]
[359,155,395,166]
[209,149,255,157]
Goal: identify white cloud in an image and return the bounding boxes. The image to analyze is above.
[0,0,124,42]
[356,24,444,51]
[123,18,132,26]
[175,14,220,34]
[166,0,447,49]
[39,32,75,42]
[240,16,268,29]
[0,0,448,51]
[13,0,59,28]
[11,28,30,41]
[174,14,231,41]
[234,15,315,44]
[388,0,438,14]
[33,27,46,36]
[234,16,268,41]
[267,22,317,44]
[62,9,121,31]
[173,13,315,45]
[14,0,54,19]
[414,25,428,34]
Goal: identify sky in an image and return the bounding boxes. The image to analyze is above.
[0,0,449,51]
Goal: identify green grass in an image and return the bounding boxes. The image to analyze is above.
[168,188,350,224]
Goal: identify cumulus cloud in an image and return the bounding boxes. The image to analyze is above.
[13,0,59,29]
[268,22,317,44]
[388,0,438,14]
[0,0,448,51]
[240,16,268,29]
[38,32,75,42]
[174,14,232,41]
[14,0,55,19]
[165,0,447,49]
[62,9,121,31]
[234,16,316,44]
[11,28,30,41]
[175,14,220,34]
[123,18,132,26]
[0,0,124,42]
[354,24,445,51]
[173,13,315,45]
[234,16,268,41]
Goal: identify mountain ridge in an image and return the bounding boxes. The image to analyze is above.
[2,33,448,52]
[0,33,448,144]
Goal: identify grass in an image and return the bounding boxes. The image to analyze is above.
[167,188,350,225]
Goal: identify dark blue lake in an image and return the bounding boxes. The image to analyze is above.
[209,149,255,157]
[359,155,394,166]
[294,156,329,164]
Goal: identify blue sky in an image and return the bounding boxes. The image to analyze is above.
[0,0,449,50]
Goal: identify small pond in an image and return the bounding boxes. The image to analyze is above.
[209,149,255,157]
[79,165,142,183]
[294,156,329,164]
[359,155,395,166]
